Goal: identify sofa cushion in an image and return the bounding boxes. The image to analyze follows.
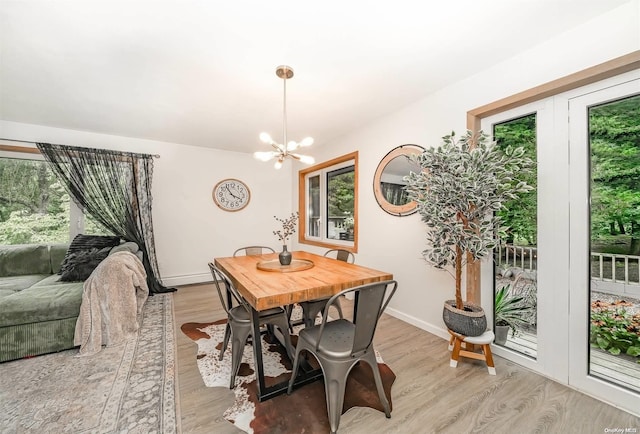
[49,243,70,274]
[59,247,111,282]
[0,274,51,292]
[30,273,65,288]
[0,244,52,277]
[0,282,84,327]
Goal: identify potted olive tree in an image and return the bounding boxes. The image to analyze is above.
[404,131,533,336]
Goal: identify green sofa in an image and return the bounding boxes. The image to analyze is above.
[0,243,84,363]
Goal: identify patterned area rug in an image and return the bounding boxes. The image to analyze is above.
[0,293,178,434]
[181,317,396,434]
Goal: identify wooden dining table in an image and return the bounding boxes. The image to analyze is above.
[214,250,393,401]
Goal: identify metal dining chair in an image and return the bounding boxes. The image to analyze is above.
[208,263,294,389]
[287,280,398,434]
[233,246,275,256]
[297,249,352,328]
[323,248,355,263]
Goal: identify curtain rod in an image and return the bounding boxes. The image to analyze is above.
[0,137,161,158]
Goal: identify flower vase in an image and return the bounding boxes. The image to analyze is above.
[279,245,292,266]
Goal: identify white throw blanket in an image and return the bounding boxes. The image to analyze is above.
[74,251,149,356]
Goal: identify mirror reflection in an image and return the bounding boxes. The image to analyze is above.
[373,144,425,216]
[379,155,421,206]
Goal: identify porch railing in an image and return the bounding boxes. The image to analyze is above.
[496,244,537,271]
[590,252,640,285]
[497,243,640,297]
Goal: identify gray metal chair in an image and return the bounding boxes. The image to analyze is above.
[287,280,398,434]
[323,248,355,263]
[233,246,275,256]
[297,249,353,328]
[208,263,294,389]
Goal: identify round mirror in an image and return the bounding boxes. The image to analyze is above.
[373,144,425,216]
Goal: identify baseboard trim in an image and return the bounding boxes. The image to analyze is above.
[161,273,211,287]
[385,306,449,341]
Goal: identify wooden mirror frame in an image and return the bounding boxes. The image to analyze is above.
[373,144,425,216]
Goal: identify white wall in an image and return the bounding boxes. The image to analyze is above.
[0,120,293,286]
[292,0,640,338]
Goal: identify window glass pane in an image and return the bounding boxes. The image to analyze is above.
[0,157,70,244]
[308,175,320,237]
[299,152,358,250]
[588,93,640,391]
[326,165,355,241]
[83,213,114,236]
[493,114,538,358]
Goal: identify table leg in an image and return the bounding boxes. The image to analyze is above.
[250,307,267,400]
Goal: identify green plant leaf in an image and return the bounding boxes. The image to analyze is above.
[627,346,640,357]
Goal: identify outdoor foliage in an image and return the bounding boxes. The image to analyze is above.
[493,114,538,246]
[327,169,354,218]
[0,157,110,244]
[590,95,640,255]
[591,299,640,361]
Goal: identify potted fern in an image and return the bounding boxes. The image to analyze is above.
[494,285,532,345]
[404,130,533,336]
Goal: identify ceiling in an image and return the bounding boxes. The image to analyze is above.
[0,1,628,153]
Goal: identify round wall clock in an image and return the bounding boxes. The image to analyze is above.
[212,178,251,211]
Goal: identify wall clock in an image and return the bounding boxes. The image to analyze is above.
[212,178,251,211]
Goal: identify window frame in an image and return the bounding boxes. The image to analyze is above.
[298,151,358,252]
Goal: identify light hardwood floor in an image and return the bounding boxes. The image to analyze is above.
[173,283,640,434]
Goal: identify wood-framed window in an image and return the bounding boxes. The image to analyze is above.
[298,151,358,252]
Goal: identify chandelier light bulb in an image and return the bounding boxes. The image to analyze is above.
[287,140,299,151]
[274,158,284,169]
[259,132,273,144]
[299,137,314,147]
[297,154,315,165]
[254,151,275,162]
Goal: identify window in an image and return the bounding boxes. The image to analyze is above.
[299,152,358,251]
[0,153,111,244]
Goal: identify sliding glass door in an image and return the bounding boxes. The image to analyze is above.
[569,78,640,412]
[482,71,640,416]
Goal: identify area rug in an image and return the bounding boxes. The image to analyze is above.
[0,293,178,434]
[181,318,395,434]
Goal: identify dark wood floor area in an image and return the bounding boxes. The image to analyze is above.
[173,283,640,434]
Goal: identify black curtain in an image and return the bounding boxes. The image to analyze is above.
[37,142,174,294]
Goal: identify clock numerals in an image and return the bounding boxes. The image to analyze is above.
[213,179,250,211]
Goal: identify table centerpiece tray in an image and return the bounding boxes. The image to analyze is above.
[256,259,314,272]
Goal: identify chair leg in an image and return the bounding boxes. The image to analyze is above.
[363,351,391,418]
[272,316,295,361]
[321,358,352,434]
[220,323,231,361]
[301,302,323,329]
[287,344,304,394]
[230,327,251,389]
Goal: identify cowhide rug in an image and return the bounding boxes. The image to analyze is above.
[181,316,395,434]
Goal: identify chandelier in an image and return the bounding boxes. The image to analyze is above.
[253,65,314,169]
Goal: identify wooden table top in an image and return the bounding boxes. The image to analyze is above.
[214,251,394,311]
